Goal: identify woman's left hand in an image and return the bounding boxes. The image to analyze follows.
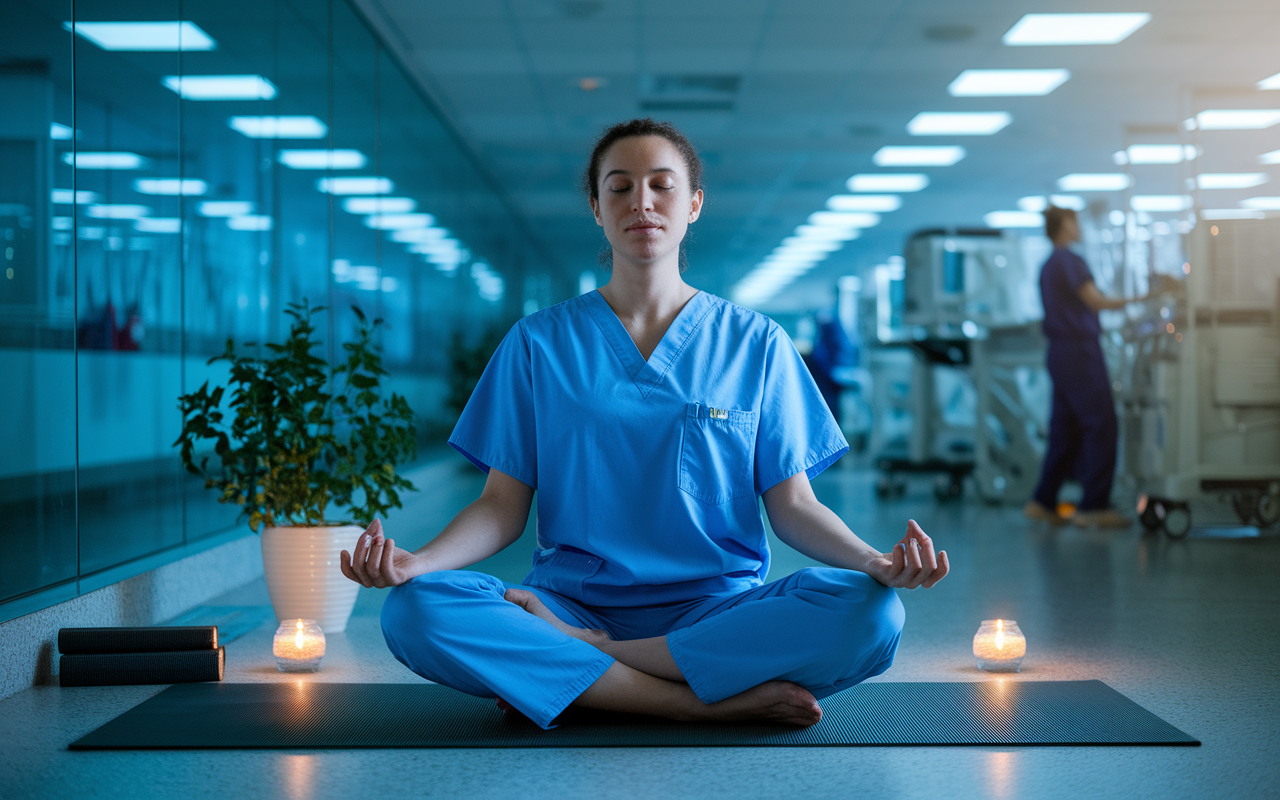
[863,520,949,589]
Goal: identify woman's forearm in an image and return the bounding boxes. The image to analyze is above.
[412,470,533,573]
[762,474,882,571]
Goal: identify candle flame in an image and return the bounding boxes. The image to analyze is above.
[295,619,304,650]
[995,619,1004,651]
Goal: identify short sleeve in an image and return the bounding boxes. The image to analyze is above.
[448,322,537,489]
[753,325,849,495]
[1061,251,1094,292]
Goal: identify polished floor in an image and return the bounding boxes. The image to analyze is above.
[2,457,1278,800]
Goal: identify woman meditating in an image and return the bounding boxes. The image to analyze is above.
[340,118,950,730]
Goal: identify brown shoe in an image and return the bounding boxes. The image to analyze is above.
[1072,509,1132,528]
[1023,500,1068,526]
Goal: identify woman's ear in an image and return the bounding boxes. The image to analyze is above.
[590,195,603,227]
[688,188,704,224]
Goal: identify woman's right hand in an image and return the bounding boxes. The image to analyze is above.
[339,519,426,588]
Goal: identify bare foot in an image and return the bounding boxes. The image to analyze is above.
[686,681,822,727]
[504,587,612,647]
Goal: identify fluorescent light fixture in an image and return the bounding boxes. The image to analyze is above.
[947,69,1070,96]
[135,217,183,233]
[364,213,435,230]
[794,225,860,241]
[229,116,328,139]
[873,146,965,167]
[780,237,843,253]
[1057,173,1130,192]
[52,189,98,205]
[907,112,1011,136]
[1261,150,1280,165]
[409,238,463,254]
[134,178,208,196]
[317,177,393,195]
[980,212,1040,231]
[1197,173,1268,189]
[826,194,901,212]
[1130,195,1192,212]
[1201,209,1266,220]
[86,204,150,219]
[163,75,276,100]
[1018,196,1048,213]
[984,211,1044,228]
[848,173,930,192]
[1241,197,1280,210]
[279,149,366,170]
[227,215,273,231]
[50,123,74,140]
[1122,144,1197,165]
[198,201,254,217]
[1049,194,1086,210]
[390,227,449,243]
[62,151,146,169]
[1258,73,1280,90]
[1195,110,1280,130]
[807,211,880,229]
[1002,13,1150,46]
[342,197,416,215]
[64,21,215,51]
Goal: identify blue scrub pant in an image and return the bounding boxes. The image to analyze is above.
[381,567,905,729]
[1032,337,1118,512]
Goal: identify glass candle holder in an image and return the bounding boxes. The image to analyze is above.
[273,619,325,672]
[972,619,1026,672]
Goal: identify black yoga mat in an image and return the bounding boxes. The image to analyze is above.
[69,680,1198,750]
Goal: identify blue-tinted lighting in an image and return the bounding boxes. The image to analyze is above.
[229,116,328,139]
[279,150,366,170]
[86,204,151,219]
[317,177,393,195]
[363,212,434,230]
[50,123,75,140]
[63,21,216,51]
[199,201,254,217]
[227,215,273,231]
[342,197,416,214]
[134,178,208,196]
[62,152,146,169]
[135,218,183,233]
[163,75,276,100]
[52,189,98,205]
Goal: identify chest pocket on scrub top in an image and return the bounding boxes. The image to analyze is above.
[678,403,757,505]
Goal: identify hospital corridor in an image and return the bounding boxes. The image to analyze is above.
[1,2,1278,799]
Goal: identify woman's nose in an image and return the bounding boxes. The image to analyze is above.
[632,185,655,212]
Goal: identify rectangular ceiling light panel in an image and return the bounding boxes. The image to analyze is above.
[343,197,416,215]
[86,204,150,219]
[134,178,208,196]
[135,217,183,233]
[873,147,965,167]
[199,201,254,217]
[52,189,98,204]
[230,116,328,139]
[163,75,276,100]
[364,213,435,230]
[1123,144,1197,165]
[50,123,75,140]
[1197,173,1268,189]
[278,150,366,170]
[1195,110,1280,130]
[227,215,273,231]
[62,152,146,169]
[318,177,393,195]
[1261,150,1280,165]
[65,21,215,51]
[848,173,930,192]
[1130,195,1192,212]
[1002,13,1151,46]
[984,211,1044,228]
[807,211,880,229]
[1057,173,1131,192]
[948,69,1070,96]
[1201,209,1266,220]
[907,112,1012,136]
[390,227,449,243]
[1258,73,1280,90]
[793,225,860,241]
[1241,197,1280,210]
[826,194,902,212]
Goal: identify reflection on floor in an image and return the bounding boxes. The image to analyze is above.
[2,460,1278,800]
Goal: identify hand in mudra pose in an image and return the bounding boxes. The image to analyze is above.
[862,520,949,590]
[340,519,425,588]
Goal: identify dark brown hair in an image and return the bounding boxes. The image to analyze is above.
[1044,205,1077,241]
[583,118,704,200]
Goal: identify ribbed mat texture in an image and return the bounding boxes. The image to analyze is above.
[70,680,1197,750]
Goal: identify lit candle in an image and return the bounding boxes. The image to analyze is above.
[972,619,1026,672]
[273,619,326,672]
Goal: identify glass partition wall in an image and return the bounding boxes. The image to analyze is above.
[1,0,552,617]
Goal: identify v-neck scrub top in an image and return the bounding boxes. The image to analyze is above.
[448,290,849,607]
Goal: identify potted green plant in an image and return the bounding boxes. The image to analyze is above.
[175,301,416,632]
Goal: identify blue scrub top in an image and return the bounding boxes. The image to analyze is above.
[1039,246,1100,340]
[449,290,848,606]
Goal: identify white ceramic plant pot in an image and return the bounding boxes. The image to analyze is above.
[261,524,363,634]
